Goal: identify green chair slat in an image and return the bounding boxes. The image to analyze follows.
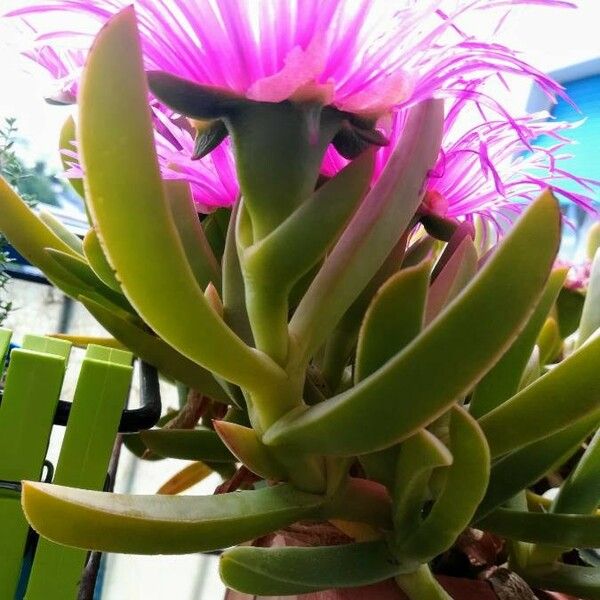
[0,343,68,599]
[21,334,72,361]
[84,343,132,367]
[24,344,133,600]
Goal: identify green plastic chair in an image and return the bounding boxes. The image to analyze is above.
[0,327,133,600]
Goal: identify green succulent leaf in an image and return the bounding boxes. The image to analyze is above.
[356,261,430,488]
[220,541,401,596]
[222,201,254,346]
[83,228,122,293]
[0,175,86,296]
[213,421,285,479]
[243,149,374,290]
[536,317,561,365]
[479,508,600,548]
[475,411,600,521]
[58,114,86,200]
[478,329,600,458]
[556,286,585,339]
[393,428,452,543]
[402,235,436,268]
[356,261,430,383]
[430,223,474,280]
[290,99,444,364]
[517,562,600,600]
[165,180,221,291]
[396,406,489,563]
[80,296,230,403]
[123,412,177,461]
[552,427,600,515]
[320,233,408,394]
[576,249,600,348]
[425,236,477,324]
[38,209,84,257]
[77,7,280,390]
[46,248,132,313]
[265,192,560,455]
[140,428,235,462]
[202,208,230,260]
[21,481,324,554]
[470,268,566,418]
[588,223,600,260]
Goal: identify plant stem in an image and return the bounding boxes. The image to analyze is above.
[396,565,452,600]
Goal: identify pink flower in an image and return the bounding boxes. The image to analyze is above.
[62,108,239,210]
[153,111,239,211]
[6,0,593,224]
[324,98,599,239]
[6,0,573,116]
[555,258,592,292]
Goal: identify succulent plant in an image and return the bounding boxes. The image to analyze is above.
[1,4,600,600]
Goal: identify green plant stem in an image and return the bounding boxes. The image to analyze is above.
[395,565,452,600]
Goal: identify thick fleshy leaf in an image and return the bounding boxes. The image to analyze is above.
[157,462,213,495]
[51,334,125,350]
[265,192,560,455]
[0,176,85,295]
[588,224,600,260]
[46,248,132,312]
[402,236,436,268]
[83,228,122,292]
[165,180,221,291]
[470,268,566,418]
[552,427,600,515]
[475,411,600,521]
[203,208,230,259]
[517,562,600,599]
[78,8,279,390]
[479,509,600,548]
[356,261,430,488]
[527,420,600,565]
[222,201,253,346]
[320,234,408,394]
[479,331,600,458]
[243,150,374,290]
[22,481,324,554]
[59,115,85,199]
[392,429,452,543]
[290,100,444,364]
[396,407,489,563]
[356,261,430,383]
[425,237,477,324]
[38,209,84,257]
[220,541,401,595]
[537,317,561,365]
[430,223,475,281]
[237,152,373,361]
[576,249,600,348]
[80,296,230,402]
[213,421,284,480]
[140,428,235,462]
[556,287,585,339]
